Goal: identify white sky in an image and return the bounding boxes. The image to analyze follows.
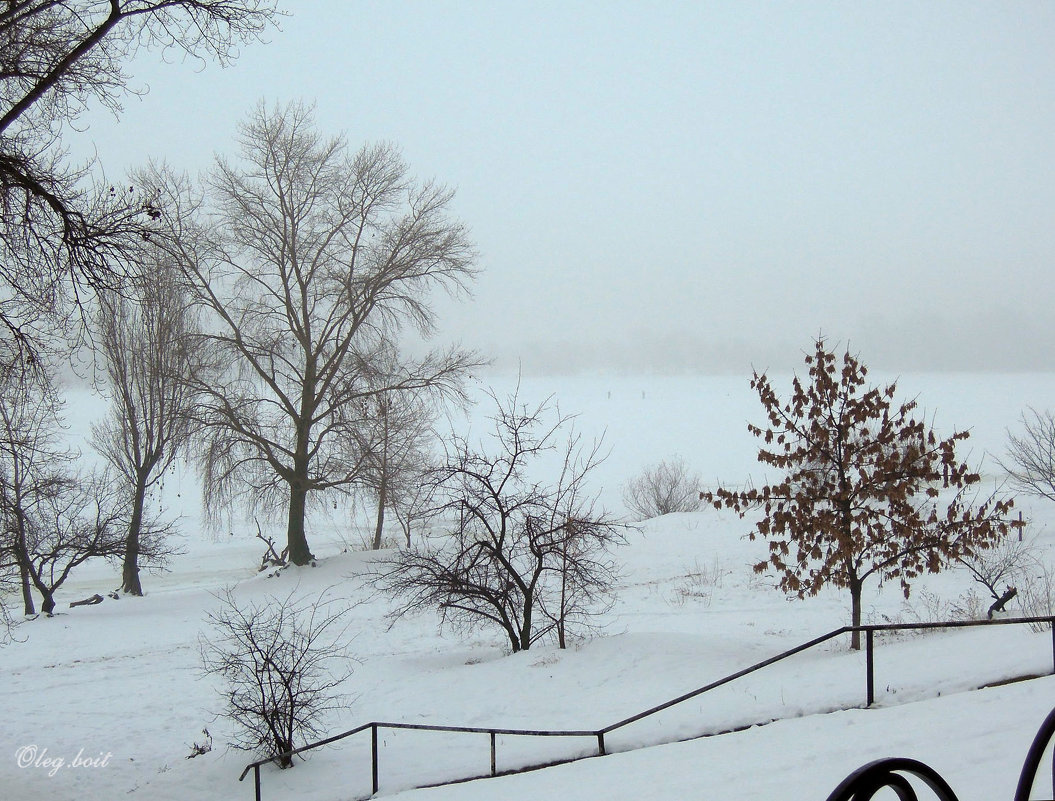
[74,1,1055,374]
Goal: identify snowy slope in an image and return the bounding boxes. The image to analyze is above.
[3,373,1055,801]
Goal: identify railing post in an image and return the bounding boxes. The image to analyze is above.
[1050,623,1054,675]
[866,628,875,707]
[597,731,606,756]
[371,724,378,795]
[254,764,261,801]
[490,731,496,776]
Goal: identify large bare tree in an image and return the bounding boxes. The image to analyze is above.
[168,102,478,565]
[0,0,280,353]
[92,257,199,595]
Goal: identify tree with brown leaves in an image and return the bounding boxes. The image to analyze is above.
[703,338,1020,649]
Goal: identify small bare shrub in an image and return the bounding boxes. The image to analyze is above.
[901,588,987,625]
[668,557,729,607]
[200,588,355,768]
[622,456,702,521]
[959,534,1054,630]
[1018,561,1055,632]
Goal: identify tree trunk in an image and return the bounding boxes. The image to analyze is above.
[286,481,314,566]
[288,368,316,566]
[519,592,533,652]
[840,498,862,650]
[507,626,522,653]
[40,588,56,616]
[372,469,387,550]
[557,541,568,649]
[19,559,34,616]
[849,577,863,651]
[14,517,34,615]
[121,475,147,595]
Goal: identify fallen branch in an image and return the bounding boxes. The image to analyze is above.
[69,594,104,608]
[256,519,289,571]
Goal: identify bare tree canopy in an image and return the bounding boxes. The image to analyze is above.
[165,102,479,565]
[703,338,1020,649]
[0,0,280,352]
[999,408,1055,503]
[92,254,200,595]
[378,390,625,652]
[0,361,125,615]
[355,341,443,550]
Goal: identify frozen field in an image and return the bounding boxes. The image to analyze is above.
[3,371,1055,801]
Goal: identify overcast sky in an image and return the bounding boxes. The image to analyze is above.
[75,2,1055,374]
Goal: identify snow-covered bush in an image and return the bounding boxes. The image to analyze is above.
[622,456,702,521]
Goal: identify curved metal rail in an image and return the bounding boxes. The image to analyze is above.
[828,704,1055,801]
[826,758,961,801]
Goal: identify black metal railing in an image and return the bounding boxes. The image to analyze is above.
[826,703,1055,800]
[239,615,1055,800]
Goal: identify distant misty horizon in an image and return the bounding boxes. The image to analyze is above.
[431,310,1055,376]
[68,3,1054,378]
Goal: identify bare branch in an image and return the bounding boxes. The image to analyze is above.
[999,407,1055,502]
[375,390,627,652]
[0,0,281,356]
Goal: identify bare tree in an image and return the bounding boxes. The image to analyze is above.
[92,257,199,595]
[16,470,126,616]
[377,391,625,652]
[200,587,354,768]
[166,102,479,565]
[0,362,124,615]
[355,344,443,550]
[0,0,281,355]
[0,356,67,614]
[622,455,701,521]
[999,408,1055,503]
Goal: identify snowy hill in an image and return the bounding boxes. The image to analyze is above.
[3,373,1055,801]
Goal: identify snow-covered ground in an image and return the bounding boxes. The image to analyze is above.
[3,372,1055,801]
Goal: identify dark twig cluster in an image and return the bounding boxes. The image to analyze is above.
[200,587,354,768]
[377,389,626,652]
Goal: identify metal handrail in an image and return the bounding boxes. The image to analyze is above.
[826,703,1055,800]
[239,615,1055,799]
